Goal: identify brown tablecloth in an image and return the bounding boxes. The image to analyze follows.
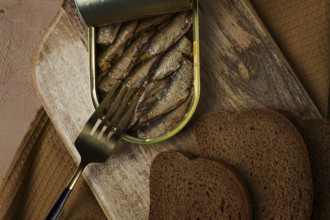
[250,0,329,118]
[0,0,329,219]
[0,109,106,219]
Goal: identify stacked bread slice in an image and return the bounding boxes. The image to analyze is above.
[149,109,329,219]
[280,111,330,220]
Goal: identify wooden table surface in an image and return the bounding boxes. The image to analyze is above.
[32,0,320,219]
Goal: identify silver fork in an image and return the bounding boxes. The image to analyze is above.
[46,85,141,220]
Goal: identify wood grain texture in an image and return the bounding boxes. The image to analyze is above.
[62,0,88,47]
[32,0,321,219]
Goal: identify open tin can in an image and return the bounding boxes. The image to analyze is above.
[76,0,200,144]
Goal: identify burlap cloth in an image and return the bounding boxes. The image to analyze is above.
[0,0,329,219]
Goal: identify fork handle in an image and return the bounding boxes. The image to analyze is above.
[45,187,71,220]
[46,164,85,220]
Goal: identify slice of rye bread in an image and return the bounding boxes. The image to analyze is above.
[194,109,313,219]
[280,111,330,220]
[149,151,252,220]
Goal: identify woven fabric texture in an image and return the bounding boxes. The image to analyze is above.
[0,109,106,219]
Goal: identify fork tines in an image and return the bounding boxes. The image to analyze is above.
[83,86,142,142]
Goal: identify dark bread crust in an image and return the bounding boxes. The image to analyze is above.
[149,151,252,220]
[194,109,313,219]
[280,110,330,220]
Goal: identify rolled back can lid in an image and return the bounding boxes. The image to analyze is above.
[75,0,192,27]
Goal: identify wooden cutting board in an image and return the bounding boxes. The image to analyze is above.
[32,0,321,219]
